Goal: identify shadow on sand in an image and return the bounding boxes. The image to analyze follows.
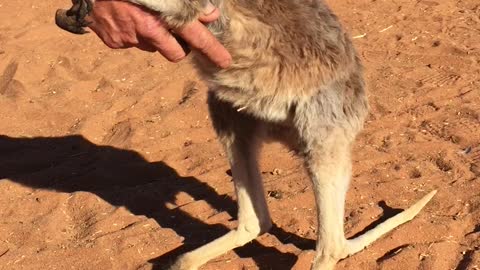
[0,135,317,269]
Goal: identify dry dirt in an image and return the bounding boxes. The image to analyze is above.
[0,0,479,269]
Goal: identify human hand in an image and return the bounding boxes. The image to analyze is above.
[87,0,231,68]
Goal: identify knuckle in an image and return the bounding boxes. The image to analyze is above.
[144,28,170,44]
[125,35,139,46]
[104,41,121,49]
[105,36,124,48]
[196,35,214,52]
[139,19,167,39]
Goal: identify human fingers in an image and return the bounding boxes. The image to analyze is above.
[138,23,188,62]
[198,2,220,23]
[177,21,231,68]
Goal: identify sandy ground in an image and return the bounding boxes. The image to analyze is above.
[0,0,479,269]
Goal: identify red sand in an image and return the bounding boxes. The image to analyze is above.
[0,0,479,269]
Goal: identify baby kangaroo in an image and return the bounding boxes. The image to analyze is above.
[56,0,437,269]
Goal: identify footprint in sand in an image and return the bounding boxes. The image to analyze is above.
[419,111,480,145]
[46,56,96,83]
[467,146,480,177]
[102,120,133,147]
[0,60,25,99]
[417,72,462,87]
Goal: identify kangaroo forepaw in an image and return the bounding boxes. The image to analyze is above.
[55,0,93,34]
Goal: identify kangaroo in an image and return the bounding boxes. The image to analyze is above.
[55,1,437,269]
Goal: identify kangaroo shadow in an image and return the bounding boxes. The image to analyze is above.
[0,135,314,269]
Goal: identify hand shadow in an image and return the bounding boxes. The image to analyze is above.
[0,135,313,269]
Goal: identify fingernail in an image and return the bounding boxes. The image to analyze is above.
[171,54,186,63]
[203,2,216,15]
